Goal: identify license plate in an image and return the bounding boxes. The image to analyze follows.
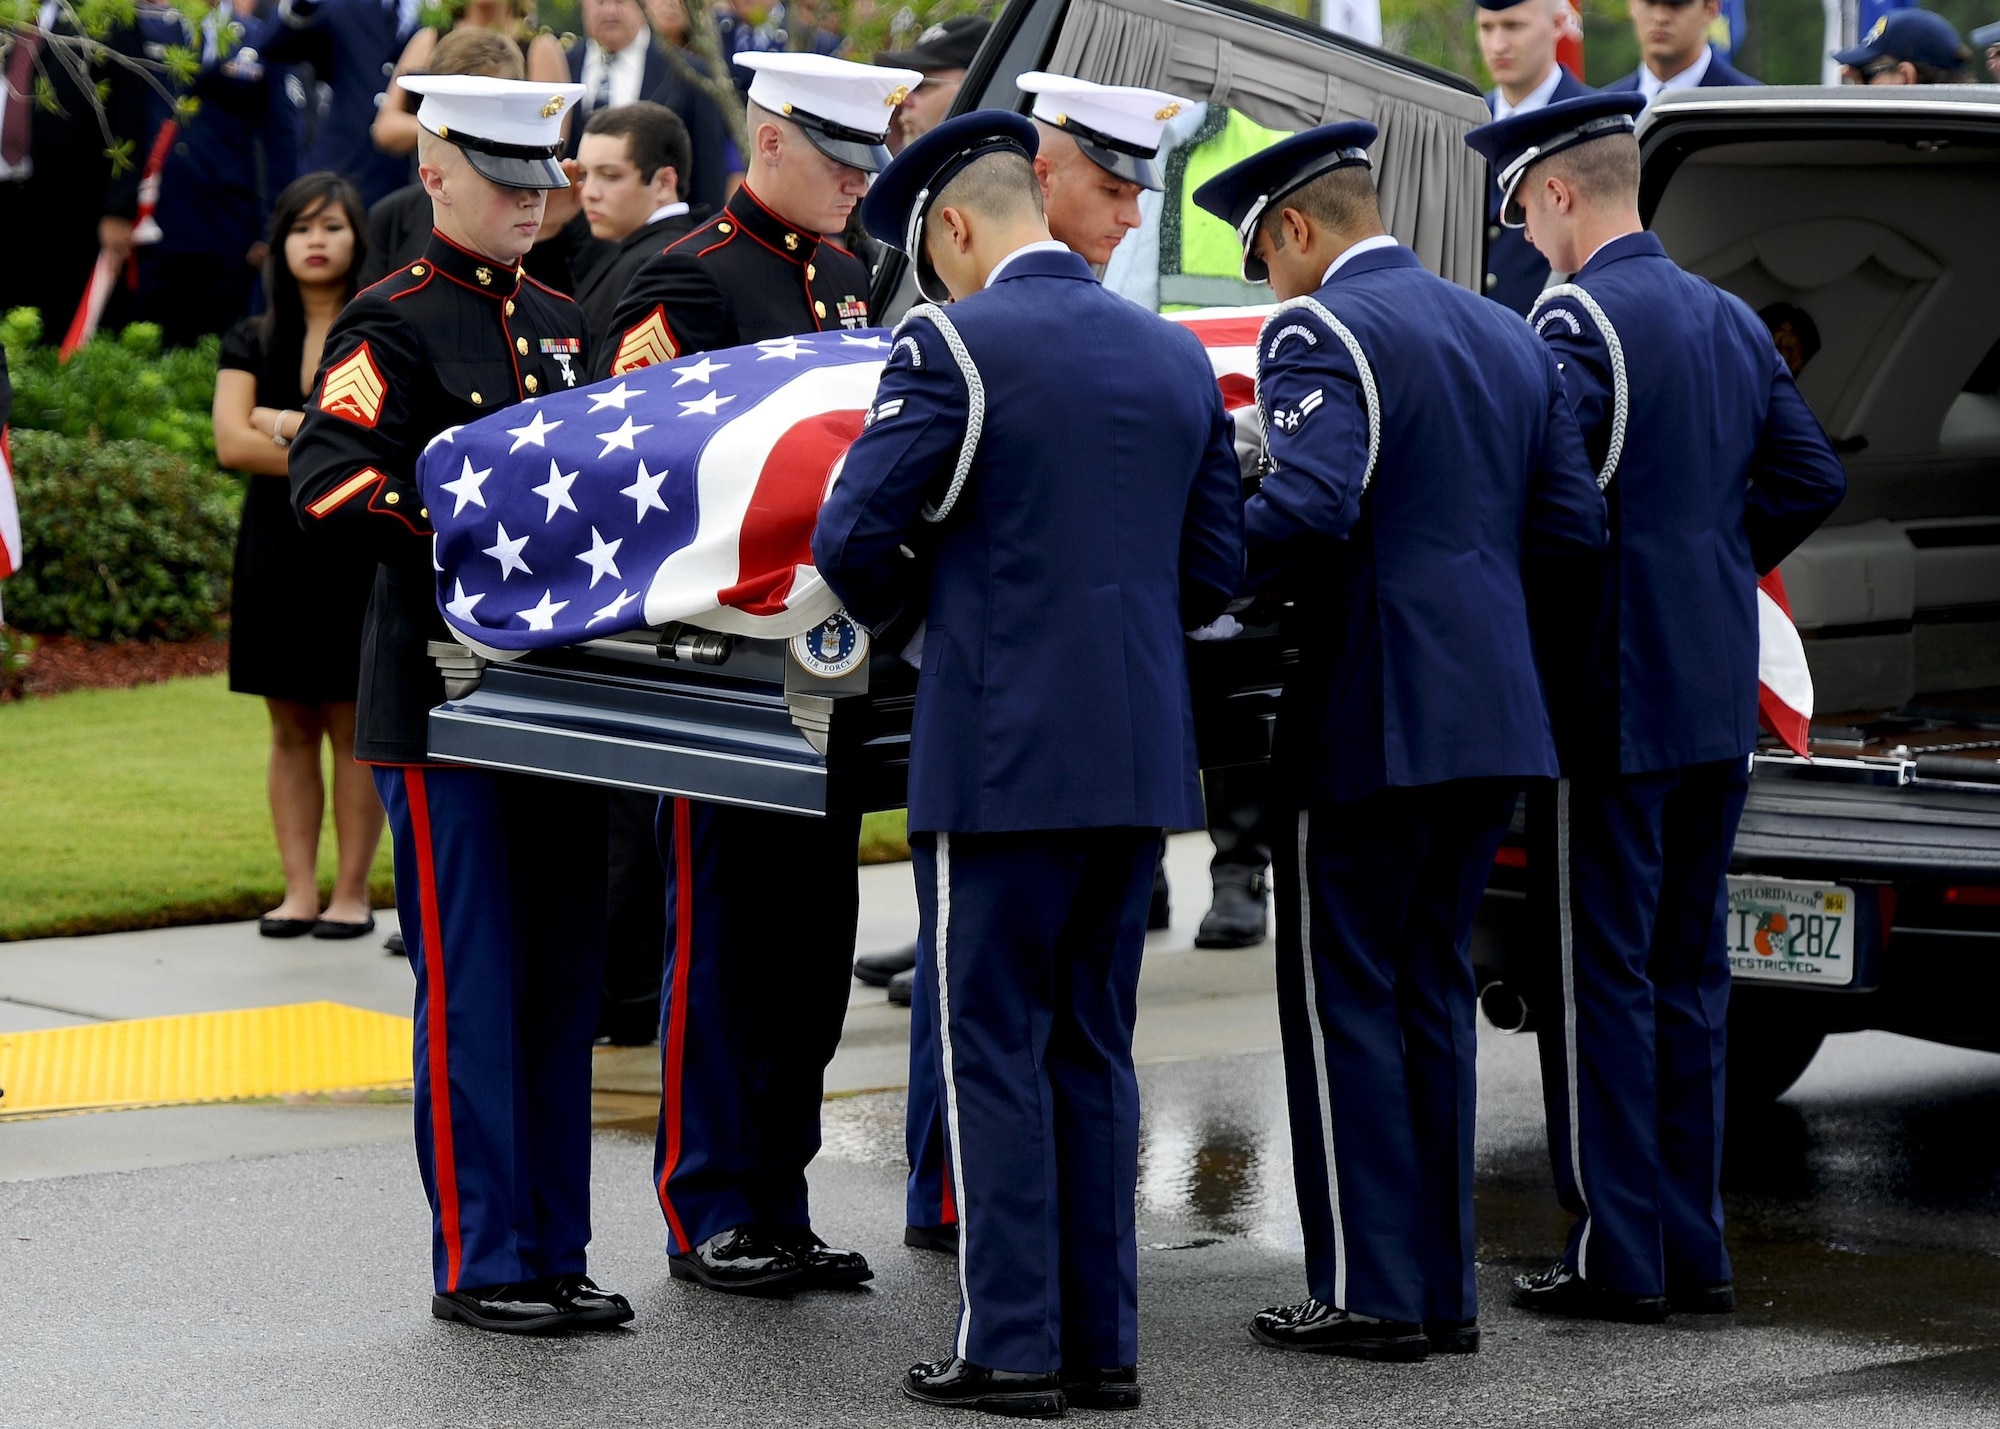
[1726,877,1857,986]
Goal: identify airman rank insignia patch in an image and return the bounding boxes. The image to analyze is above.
[612,307,678,375]
[863,397,904,430]
[1272,388,1324,433]
[319,342,387,428]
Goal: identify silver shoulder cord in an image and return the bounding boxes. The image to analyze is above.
[1532,282,1627,490]
[1256,295,1382,494]
[896,302,986,524]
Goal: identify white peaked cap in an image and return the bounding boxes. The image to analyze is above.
[1015,71,1192,189]
[741,51,924,142]
[400,74,586,188]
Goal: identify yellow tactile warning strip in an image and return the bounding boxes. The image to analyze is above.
[0,1001,413,1119]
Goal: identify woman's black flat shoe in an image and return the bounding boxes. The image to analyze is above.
[311,915,377,940]
[259,917,317,939]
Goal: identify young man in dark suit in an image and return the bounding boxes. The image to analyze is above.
[566,0,739,213]
[1602,0,1760,97]
[567,102,700,350]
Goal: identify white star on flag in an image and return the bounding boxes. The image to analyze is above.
[423,425,463,456]
[518,589,570,631]
[672,357,730,386]
[756,337,812,361]
[587,381,645,412]
[444,579,484,622]
[531,460,579,521]
[440,457,492,516]
[620,460,669,522]
[576,526,624,587]
[588,588,639,626]
[678,390,735,418]
[596,415,654,456]
[483,522,531,579]
[840,334,890,349]
[506,407,563,453]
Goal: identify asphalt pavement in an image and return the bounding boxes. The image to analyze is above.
[2,834,1997,1426]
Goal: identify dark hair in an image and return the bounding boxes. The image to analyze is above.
[1760,301,1822,370]
[1262,166,1380,254]
[583,101,693,200]
[427,25,527,78]
[256,173,368,358]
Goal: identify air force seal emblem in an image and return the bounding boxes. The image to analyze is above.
[790,612,869,679]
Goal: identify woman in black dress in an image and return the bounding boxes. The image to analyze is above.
[212,173,384,940]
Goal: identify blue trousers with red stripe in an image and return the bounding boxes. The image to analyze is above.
[373,766,607,1295]
[912,827,1159,1375]
[652,796,863,1254]
[1524,760,1748,1297]
[1274,781,1516,1325]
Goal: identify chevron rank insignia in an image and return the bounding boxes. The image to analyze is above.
[1271,388,1324,433]
[319,341,387,428]
[611,308,679,375]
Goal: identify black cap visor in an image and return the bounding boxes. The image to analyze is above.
[1050,117,1164,192]
[903,132,1036,302]
[1493,114,1636,229]
[433,125,571,190]
[1233,148,1371,282]
[787,107,893,174]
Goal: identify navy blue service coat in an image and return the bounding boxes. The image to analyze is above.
[1482,68,1593,315]
[250,0,419,207]
[814,246,1245,835]
[1530,231,1847,774]
[1601,47,1760,92]
[1245,243,1605,806]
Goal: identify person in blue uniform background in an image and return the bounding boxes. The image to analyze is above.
[1602,0,1759,97]
[1474,0,1591,313]
[1465,92,1845,1325]
[815,110,1242,1417]
[249,0,422,207]
[1192,121,1605,1362]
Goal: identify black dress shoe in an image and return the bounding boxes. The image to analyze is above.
[312,914,377,940]
[1248,1299,1429,1361]
[383,931,407,957]
[855,942,919,987]
[1194,871,1268,949]
[258,916,316,939]
[888,967,915,1007]
[668,1226,807,1296]
[905,1223,959,1254]
[1510,1261,1669,1323]
[1148,863,1172,931]
[903,1356,1067,1418]
[1423,1318,1480,1354]
[764,1225,873,1287]
[550,1273,634,1327]
[1669,1279,1736,1314]
[1061,1365,1140,1410]
[431,1282,577,1335]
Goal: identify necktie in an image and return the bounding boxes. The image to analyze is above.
[3,20,47,169]
[592,53,612,111]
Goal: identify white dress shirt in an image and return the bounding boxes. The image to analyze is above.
[1490,62,1564,121]
[1637,43,1713,102]
[646,201,690,225]
[1321,232,1401,287]
[581,32,651,111]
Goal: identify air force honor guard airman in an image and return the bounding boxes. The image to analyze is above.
[1463,93,1846,1323]
[1193,122,1606,1360]
[288,74,635,1335]
[587,52,918,1298]
[814,109,1243,1416]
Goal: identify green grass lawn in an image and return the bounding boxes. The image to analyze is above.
[0,673,910,942]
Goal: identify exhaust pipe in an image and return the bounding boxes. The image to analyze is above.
[1479,980,1535,1035]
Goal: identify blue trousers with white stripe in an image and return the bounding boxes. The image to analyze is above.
[373,766,607,1295]
[1524,760,1748,1297]
[1274,782,1517,1325]
[911,827,1160,1374]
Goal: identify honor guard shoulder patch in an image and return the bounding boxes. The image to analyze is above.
[612,307,679,375]
[319,342,387,428]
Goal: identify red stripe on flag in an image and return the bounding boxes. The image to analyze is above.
[655,796,695,1253]
[719,409,867,617]
[405,770,465,1291]
[1173,316,1268,347]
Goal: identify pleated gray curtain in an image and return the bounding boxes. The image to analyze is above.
[1046,0,1489,290]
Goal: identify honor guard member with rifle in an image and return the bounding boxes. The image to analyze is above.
[888,70,1197,1260]
[590,51,920,1297]
[288,74,634,1335]
[815,109,1242,1418]
[1464,93,1846,1323]
[1193,123,1606,1361]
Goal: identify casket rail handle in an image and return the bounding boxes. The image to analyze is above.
[427,639,490,700]
[657,624,734,665]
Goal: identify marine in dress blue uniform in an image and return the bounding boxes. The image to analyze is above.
[1464,93,1845,1321]
[1474,0,1593,315]
[815,111,1242,1416]
[1192,123,1606,1359]
[288,75,634,1336]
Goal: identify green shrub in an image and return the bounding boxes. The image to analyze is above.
[1,307,220,468]
[4,430,238,642]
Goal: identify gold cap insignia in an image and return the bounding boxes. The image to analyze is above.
[782,101,795,115]
[784,232,799,250]
[437,124,449,138]
[475,266,494,286]
[1155,102,1181,121]
[1867,15,1886,38]
[884,85,910,106]
[541,95,566,118]
[1052,112,1066,126]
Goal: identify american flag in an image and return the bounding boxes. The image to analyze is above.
[420,306,1815,755]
